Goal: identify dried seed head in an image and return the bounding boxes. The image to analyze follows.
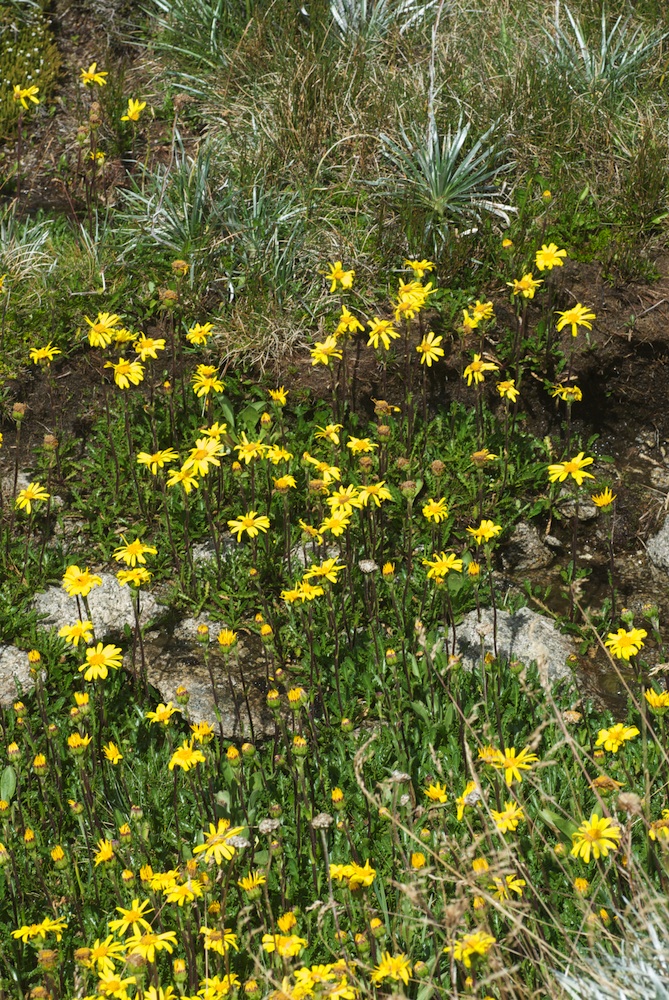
[617,792,643,816]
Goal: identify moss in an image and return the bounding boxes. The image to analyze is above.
[0,4,60,138]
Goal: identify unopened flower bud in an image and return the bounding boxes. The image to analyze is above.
[354,932,369,953]
[266,689,280,710]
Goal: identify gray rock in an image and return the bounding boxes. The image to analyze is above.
[647,516,669,573]
[544,534,563,550]
[557,495,598,521]
[650,467,669,491]
[501,522,553,572]
[453,607,575,686]
[139,617,276,740]
[2,470,31,499]
[191,537,236,565]
[290,543,339,570]
[52,516,89,549]
[0,646,36,705]
[2,471,63,509]
[636,429,657,449]
[34,572,160,637]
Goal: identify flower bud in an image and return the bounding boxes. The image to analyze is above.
[50,845,67,869]
[331,787,345,811]
[354,932,369,953]
[33,754,48,775]
[266,689,280,710]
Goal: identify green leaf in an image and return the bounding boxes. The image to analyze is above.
[0,766,16,804]
[238,401,267,432]
[411,701,432,725]
[538,808,578,839]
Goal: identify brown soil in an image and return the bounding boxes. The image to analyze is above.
[6,256,669,512]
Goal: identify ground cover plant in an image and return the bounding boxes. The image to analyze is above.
[3,1,669,999]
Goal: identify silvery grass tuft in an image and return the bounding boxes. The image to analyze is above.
[557,903,669,999]
[0,204,55,280]
[117,137,224,257]
[330,0,440,43]
[119,156,310,307]
[544,1,668,95]
[381,113,515,242]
